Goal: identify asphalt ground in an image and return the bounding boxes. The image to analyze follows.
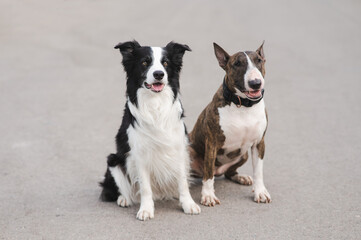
[1,0,360,239]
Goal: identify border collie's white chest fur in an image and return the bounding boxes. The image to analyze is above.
[127,87,189,200]
[218,100,267,158]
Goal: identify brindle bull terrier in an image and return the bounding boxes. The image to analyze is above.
[189,42,271,206]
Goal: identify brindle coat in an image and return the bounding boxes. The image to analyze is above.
[189,42,269,205]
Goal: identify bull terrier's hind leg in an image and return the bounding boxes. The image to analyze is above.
[225,152,253,186]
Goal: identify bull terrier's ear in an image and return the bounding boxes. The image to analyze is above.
[114,40,141,56]
[213,43,230,70]
[256,41,265,60]
[166,41,192,55]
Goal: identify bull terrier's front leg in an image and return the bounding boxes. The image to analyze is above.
[201,138,220,206]
[251,138,271,203]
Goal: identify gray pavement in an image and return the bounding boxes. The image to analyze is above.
[1,0,361,239]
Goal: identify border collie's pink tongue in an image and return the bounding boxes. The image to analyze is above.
[151,82,164,92]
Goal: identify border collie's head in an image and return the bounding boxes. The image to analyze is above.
[213,42,266,100]
[115,40,191,104]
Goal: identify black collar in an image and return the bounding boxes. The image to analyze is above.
[222,78,264,108]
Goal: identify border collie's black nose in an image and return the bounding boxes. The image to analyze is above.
[248,79,262,90]
[153,71,164,80]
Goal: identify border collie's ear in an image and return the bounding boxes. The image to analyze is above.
[213,43,230,70]
[166,41,191,55]
[114,40,141,55]
[256,41,265,60]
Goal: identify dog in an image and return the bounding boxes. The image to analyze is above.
[189,42,271,206]
[100,40,201,221]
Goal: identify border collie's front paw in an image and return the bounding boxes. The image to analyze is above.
[201,194,221,207]
[182,201,201,215]
[253,184,271,203]
[117,195,130,207]
[136,207,154,221]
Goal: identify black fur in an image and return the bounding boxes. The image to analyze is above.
[222,79,265,107]
[99,167,118,202]
[113,40,190,106]
[165,41,191,99]
[99,40,191,202]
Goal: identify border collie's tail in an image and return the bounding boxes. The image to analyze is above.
[99,154,120,202]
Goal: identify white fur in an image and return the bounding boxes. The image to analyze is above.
[110,79,199,221]
[217,99,271,202]
[234,52,265,99]
[251,145,271,203]
[117,195,129,207]
[145,47,168,85]
[201,177,220,206]
[109,166,133,206]
[218,99,267,158]
[127,88,200,219]
[230,174,253,185]
[126,87,187,202]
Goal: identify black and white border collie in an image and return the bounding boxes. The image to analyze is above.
[100,40,201,221]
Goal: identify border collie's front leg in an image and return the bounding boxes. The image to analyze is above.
[251,138,271,203]
[136,167,154,221]
[201,138,220,206]
[178,157,201,215]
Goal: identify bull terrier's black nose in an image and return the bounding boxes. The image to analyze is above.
[153,71,164,80]
[248,79,262,90]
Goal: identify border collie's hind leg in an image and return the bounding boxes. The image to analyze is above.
[116,195,130,207]
[100,154,132,207]
[108,154,133,207]
[99,167,119,202]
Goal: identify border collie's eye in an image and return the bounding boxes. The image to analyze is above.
[257,58,263,63]
[234,60,240,66]
[163,61,168,67]
[142,61,148,66]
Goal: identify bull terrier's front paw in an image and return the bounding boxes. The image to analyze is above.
[201,194,221,207]
[253,184,271,203]
[136,207,154,221]
[182,200,201,215]
[117,195,130,208]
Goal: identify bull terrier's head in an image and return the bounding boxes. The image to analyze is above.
[213,42,266,100]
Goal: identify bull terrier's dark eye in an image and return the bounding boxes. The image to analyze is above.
[162,61,168,67]
[142,61,148,66]
[234,60,241,66]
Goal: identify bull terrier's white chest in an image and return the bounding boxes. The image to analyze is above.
[218,100,267,157]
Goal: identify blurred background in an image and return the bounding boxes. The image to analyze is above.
[1,0,360,239]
